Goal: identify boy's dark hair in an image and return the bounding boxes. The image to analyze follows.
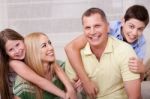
[124,5,149,26]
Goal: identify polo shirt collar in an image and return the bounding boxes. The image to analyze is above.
[83,37,113,56]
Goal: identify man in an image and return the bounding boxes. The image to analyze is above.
[65,8,141,99]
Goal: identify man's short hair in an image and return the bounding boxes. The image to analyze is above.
[82,7,108,24]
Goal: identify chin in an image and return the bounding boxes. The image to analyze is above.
[49,58,55,62]
[127,39,135,44]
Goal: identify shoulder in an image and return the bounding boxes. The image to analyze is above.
[138,34,146,46]
[9,60,25,66]
[110,36,132,48]
[13,76,34,96]
[109,20,121,35]
[9,60,27,70]
[110,36,136,55]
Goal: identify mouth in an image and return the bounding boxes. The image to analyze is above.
[47,52,54,56]
[89,34,101,41]
[15,50,24,58]
[127,34,137,41]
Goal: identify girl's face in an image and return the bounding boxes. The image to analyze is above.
[122,18,145,43]
[5,40,25,60]
[39,35,55,64]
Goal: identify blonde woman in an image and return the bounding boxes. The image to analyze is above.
[13,32,77,99]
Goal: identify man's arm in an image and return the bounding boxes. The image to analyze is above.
[65,34,98,99]
[124,79,141,99]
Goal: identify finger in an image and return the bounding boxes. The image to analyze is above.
[94,87,99,94]
[91,90,97,99]
[74,79,82,88]
[73,76,79,81]
[129,67,139,73]
[129,59,136,63]
[89,94,95,99]
[129,65,138,70]
[129,57,136,60]
[74,81,82,89]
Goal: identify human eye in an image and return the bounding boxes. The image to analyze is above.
[95,24,101,28]
[48,40,52,45]
[85,26,90,30]
[41,43,46,48]
[129,25,134,29]
[9,48,13,52]
[138,28,144,32]
[16,42,20,47]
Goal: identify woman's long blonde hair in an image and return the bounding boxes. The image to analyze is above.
[24,32,54,99]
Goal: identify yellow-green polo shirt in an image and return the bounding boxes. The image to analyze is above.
[65,36,140,99]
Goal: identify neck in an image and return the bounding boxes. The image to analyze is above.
[43,63,51,79]
[90,39,108,61]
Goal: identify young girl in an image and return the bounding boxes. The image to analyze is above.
[0,29,76,99]
[13,32,77,99]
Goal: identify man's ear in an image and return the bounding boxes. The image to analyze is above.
[121,17,125,26]
[107,22,110,33]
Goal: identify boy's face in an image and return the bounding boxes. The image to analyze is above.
[122,18,145,44]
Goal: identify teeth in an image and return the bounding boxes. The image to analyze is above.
[47,52,54,55]
[90,36,99,41]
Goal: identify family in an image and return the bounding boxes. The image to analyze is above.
[0,4,149,99]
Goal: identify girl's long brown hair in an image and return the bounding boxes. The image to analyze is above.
[0,28,24,99]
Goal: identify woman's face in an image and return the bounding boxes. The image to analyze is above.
[39,35,55,64]
[122,18,145,43]
[5,40,25,60]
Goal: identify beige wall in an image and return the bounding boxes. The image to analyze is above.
[0,0,150,62]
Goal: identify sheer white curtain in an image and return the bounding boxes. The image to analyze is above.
[1,0,150,61]
[0,0,8,30]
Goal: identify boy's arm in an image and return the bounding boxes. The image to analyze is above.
[124,79,141,99]
[65,34,98,99]
[9,60,65,98]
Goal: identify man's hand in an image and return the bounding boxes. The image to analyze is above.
[82,79,99,99]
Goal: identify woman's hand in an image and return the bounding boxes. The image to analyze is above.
[73,77,83,92]
[66,85,77,99]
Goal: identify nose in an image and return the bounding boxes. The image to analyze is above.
[90,27,96,35]
[47,44,53,50]
[132,29,138,36]
[14,48,20,53]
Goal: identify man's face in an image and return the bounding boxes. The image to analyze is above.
[122,18,145,44]
[82,13,109,47]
